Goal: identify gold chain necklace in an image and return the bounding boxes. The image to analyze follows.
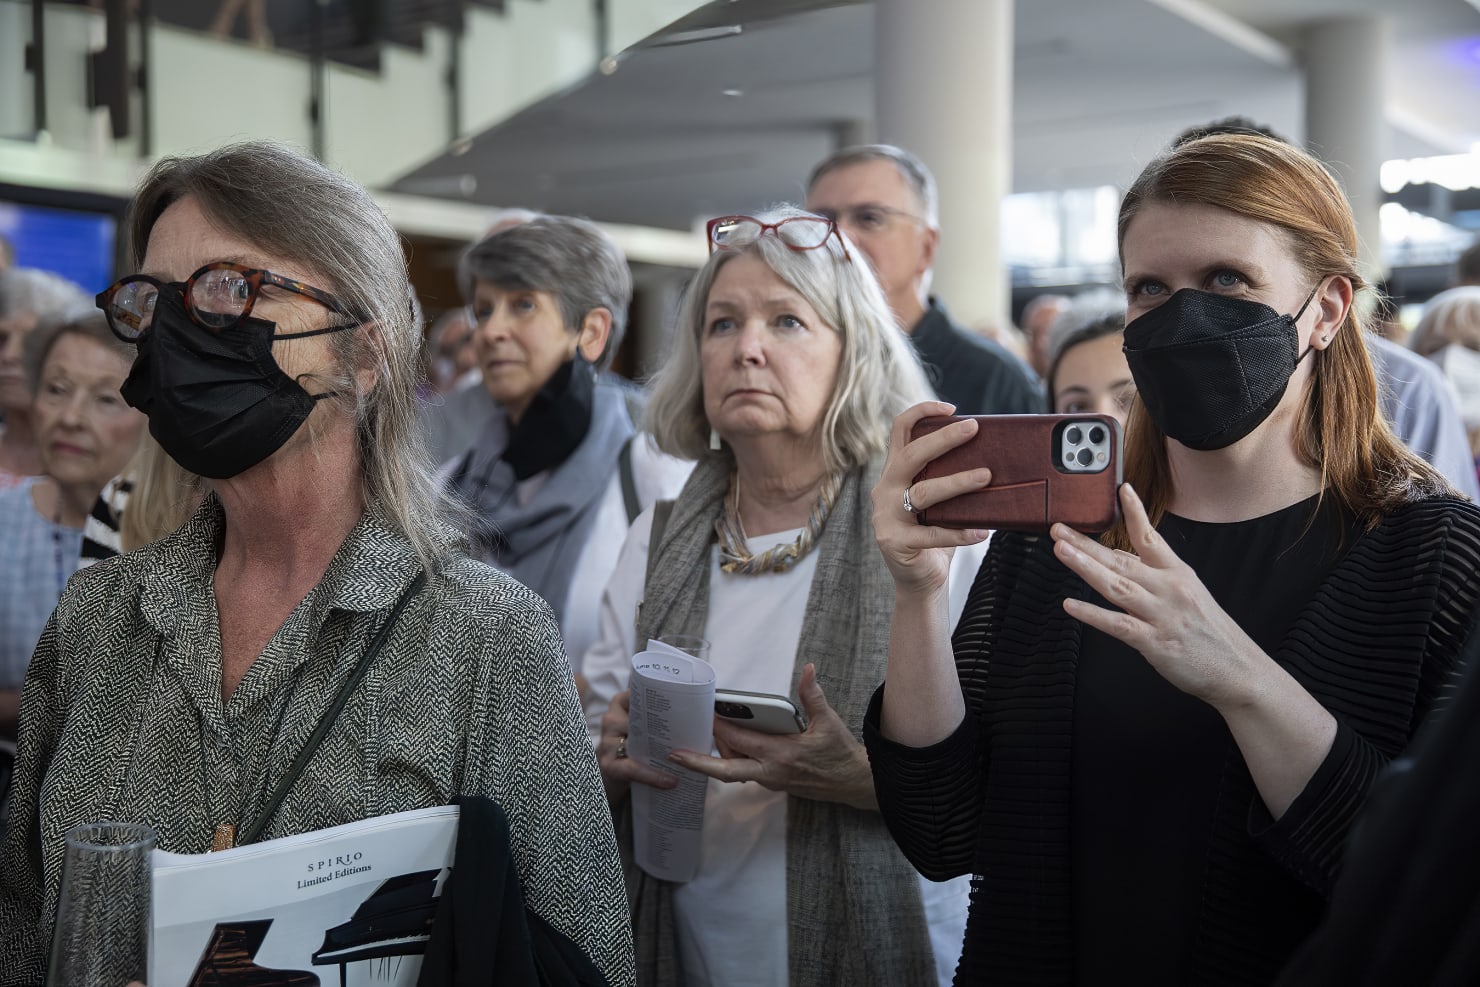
[714,470,842,575]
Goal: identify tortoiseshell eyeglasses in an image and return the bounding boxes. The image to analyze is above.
[95,261,356,342]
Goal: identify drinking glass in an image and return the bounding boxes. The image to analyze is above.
[47,821,155,987]
[656,635,711,661]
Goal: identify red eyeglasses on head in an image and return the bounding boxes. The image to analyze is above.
[705,215,852,262]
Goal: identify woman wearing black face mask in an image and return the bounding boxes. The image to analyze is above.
[445,217,691,676]
[864,133,1480,985]
[0,142,634,983]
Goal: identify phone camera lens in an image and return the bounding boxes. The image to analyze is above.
[1089,426,1106,444]
[1076,447,1093,467]
[1066,426,1083,445]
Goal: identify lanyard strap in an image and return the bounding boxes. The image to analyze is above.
[230,570,427,848]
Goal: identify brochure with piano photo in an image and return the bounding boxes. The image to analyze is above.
[151,805,459,986]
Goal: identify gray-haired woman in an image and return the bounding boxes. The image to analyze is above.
[0,268,90,487]
[0,141,632,983]
[446,216,691,673]
[582,207,979,986]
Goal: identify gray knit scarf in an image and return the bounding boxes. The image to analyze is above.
[627,453,935,986]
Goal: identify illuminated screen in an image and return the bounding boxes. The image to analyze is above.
[0,199,118,295]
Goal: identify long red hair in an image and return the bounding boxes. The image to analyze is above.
[1108,134,1452,549]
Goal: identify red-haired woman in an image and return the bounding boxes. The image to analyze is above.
[865,133,1480,986]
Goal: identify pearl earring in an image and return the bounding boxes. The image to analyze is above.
[709,427,722,452]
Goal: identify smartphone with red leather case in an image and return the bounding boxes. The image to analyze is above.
[909,414,1123,533]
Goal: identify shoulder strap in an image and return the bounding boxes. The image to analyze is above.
[618,436,640,525]
[644,500,673,591]
[635,500,674,643]
[235,569,428,847]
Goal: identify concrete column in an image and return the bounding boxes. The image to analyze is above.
[1304,16,1389,283]
[875,0,1014,332]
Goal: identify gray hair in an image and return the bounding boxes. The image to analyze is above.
[23,311,134,395]
[458,215,631,372]
[126,140,451,566]
[807,144,939,227]
[1410,285,1480,357]
[0,267,89,321]
[646,204,932,475]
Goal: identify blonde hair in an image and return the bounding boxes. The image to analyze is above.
[1409,286,1480,357]
[645,205,932,475]
[1111,133,1452,548]
[119,437,203,551]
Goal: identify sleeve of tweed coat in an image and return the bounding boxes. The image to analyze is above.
[0,613,64,985]
[457,582,636,986]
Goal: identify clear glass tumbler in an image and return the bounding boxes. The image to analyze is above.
[46,820,155,987]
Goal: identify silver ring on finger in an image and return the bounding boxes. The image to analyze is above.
[902,485,919,515]
[616,735,628,759]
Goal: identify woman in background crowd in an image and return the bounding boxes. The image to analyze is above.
[0,313,146,739]
[586,207,975,986]
[866,133,1480,985]
[447,216,690,671]
[0,141,632,983]
[1409,285,1480,485]
[1044,292,1132,426]
[0,269,90,486]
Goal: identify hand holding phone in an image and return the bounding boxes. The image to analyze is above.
[713,689,806,735]
[909,414,1123,533]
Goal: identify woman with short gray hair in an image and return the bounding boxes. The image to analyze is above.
[0,141,633,982]
[0,267,90,487]
[446,215,691,670]
[583,205,976,986]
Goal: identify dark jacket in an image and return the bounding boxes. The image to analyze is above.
[909,298,1044,414]
[419,797,609,987]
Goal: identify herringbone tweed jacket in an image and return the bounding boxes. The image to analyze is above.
[0,497,635,985]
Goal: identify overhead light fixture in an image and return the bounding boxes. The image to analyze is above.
[649,24,743,48]
[722,88,743,98]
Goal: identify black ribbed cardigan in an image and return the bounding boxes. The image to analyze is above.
[864,497,1480,986]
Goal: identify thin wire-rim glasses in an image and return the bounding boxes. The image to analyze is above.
[95,261,355,343]
[705,215,852,262]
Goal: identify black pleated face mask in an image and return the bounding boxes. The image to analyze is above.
[1122,286,1318,451]
[120,287,352,479]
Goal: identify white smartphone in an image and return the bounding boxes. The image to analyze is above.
[714,689,806,735]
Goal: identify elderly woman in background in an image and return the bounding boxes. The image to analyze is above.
[447,216,690,671]
[1410,285,1480,482]
[0,313,146,739]
[0,141,632,982]
[584,207,976,986]
[0,269,90,486]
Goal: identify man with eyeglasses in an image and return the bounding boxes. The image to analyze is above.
[806,144,1043,414]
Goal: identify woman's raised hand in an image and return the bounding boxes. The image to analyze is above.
[669,664,878,810]
[1050,484,1267,710]
[872,401,992,597]
[595,690,678,803]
